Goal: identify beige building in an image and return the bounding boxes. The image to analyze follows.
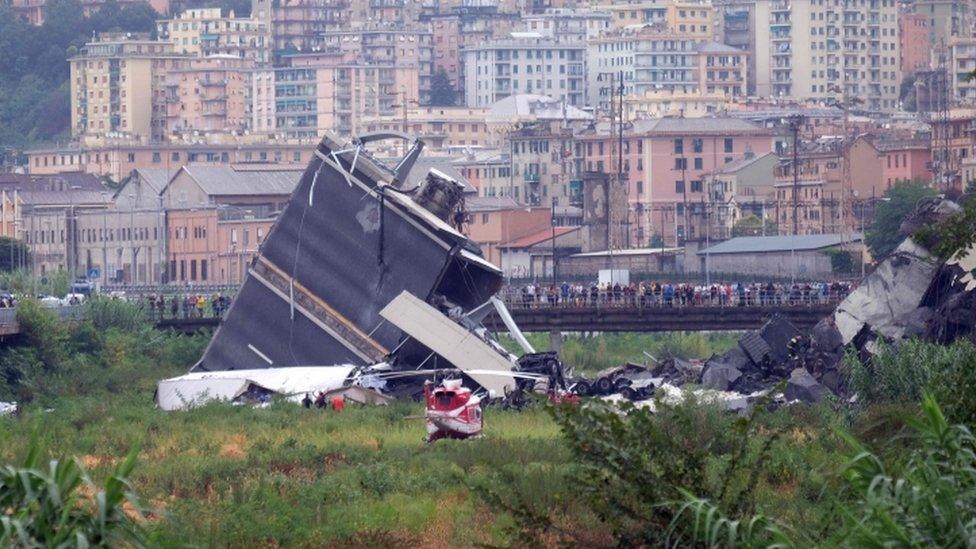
[69,33,184,142]
[164,56,253,135]
[156,8,270,63]
[623,91,727,119]
[275,52,420,139]
[320,26,434,104]
[360,107,495,151]
[753,0,901,112]
[666,0,716,39]
[595,0,669,28]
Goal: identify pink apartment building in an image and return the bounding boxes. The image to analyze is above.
[578,118,776,245]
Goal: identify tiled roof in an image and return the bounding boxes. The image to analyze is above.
[698,233,863,255]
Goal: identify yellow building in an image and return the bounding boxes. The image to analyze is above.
[595,0,668,28]
[360,107,496,151]
[666,0,715,39]
[69,33,184,142]
[623,90,728,119]
[156,8,269,64]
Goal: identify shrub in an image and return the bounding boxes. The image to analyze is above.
[845,339,976,425]
[0,445,145,547]
[82,295,149,333]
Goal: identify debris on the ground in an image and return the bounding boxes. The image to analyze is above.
[0,401,16,416]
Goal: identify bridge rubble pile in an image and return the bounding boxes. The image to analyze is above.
[648,196,976,407]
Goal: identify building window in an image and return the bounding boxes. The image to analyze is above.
[674,138,683,154]
[675,180,685,193]
[201,259,208,281]
[694,158,703,169]
[724,137,733,153]
[190,260,197,281]
[692,138,703,153]
[675,158,687,170]
[691,180,703,192]
[152,152,161,163]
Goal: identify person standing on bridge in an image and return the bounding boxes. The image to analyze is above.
[170,296,179,319]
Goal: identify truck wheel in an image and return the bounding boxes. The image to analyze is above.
[596,377,613,394]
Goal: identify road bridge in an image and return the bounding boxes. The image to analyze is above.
[0,301,835,337]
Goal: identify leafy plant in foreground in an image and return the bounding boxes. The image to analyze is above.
[0,445,145,547]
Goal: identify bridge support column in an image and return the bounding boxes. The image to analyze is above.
[549,329,563,356]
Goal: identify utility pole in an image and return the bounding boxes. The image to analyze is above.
[550,196,557,289]
[787,115,804,235]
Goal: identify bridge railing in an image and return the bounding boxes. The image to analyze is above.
[497,290,847,310]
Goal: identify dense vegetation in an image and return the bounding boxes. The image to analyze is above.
[1,298,975,545]
[0,0,158,150]
[864,179,936,259]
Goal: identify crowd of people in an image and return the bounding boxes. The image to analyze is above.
[502,280,854,308]
[143,293,231,320]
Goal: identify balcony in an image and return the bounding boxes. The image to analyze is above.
[524,173,540,184]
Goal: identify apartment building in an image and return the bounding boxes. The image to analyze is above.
[950,37,976,103]
[247,68,276,133]
[320,26,434,104]
[753,0,901,112]
[594,0,668,28]
[250,0,350,56]
[274,52,420,139]
[520,8,614,41]
[577,117,776,246]
[587,30,746,111]
[911,0,973,51]
[156,8,270,64]
[899,12,929,74]
[430,6,521,94]
[360,107,495,150]
[484,94,591,206]
[666,0,715,39]
[623,90,727,118]
[164,56,253,134]
[462,38,587,107]
[69,33,185,142]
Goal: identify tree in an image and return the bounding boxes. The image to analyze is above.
[0,238,28,273]
[865,179,935,260]
[429,67,456,107]
[732,214,777,237]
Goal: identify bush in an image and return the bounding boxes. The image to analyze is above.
[845,339,976,425]
[0,445,145,547]
[82,295,149,333]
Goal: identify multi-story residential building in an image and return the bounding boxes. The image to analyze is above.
[484,94,591,206]
[594,0,668,28]
[950,37,976,103]
[752,0,901,112]
[164,56,253,134]
[928,108,976,191]
[623,90,727,118]
[900,12,930,74]
[587,30,746,111]
[429,5,521,95]
[360,107,495,150]
[666,0,715,39]
[156,8,270,64]
[462,38,587,107]
[450,150,512,197]
[319,26,434,104]
[577,117,776,246]
[247,68,276,133]
[911,0,972,52]
[718,0,758,93]
[696,41,747,95]
[520,8,614,41]
[8,0,170,26]
[876,137,932,188]
[250,0,350,57]
[69,33,185,142]
[274,52,420,139]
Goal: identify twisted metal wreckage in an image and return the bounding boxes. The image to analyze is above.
[157,132,557,411]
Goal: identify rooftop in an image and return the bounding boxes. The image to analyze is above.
[173,164,304,197]
[500,226,579,249]
[487,94,592,123]
[697,233,863,255]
